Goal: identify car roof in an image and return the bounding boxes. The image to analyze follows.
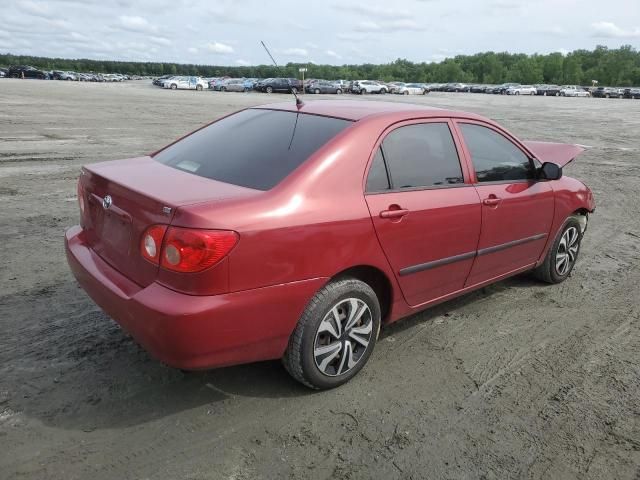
[252,100,483,122]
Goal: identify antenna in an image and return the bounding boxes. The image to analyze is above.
[260,40,304,109]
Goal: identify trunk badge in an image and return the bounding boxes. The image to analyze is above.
[102,195,113,210]
[162,206,172,216]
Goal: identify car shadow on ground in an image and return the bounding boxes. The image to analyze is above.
[1,272,543,432]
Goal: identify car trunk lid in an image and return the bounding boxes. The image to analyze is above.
[80,156,257,287]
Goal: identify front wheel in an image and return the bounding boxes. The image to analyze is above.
[170,84,177,90]
[533,216,583,284]
[336,89,342,95]
[314,88,320,94]
[283,278,381,390]
[196,85,203,91]
[266,86,273,93]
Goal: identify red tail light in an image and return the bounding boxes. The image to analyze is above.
[140,225,168,264]
[161,227,238,273]
[140,226,238,272]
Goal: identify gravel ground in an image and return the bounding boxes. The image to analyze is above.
[0,79,639,480]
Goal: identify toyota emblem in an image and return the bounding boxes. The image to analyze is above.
[102,195,113,210]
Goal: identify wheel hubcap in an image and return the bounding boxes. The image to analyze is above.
[313,298,373,377]
[556,226,579,275]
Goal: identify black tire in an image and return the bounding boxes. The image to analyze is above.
[196,85,203,91]
[360,89,366,95]
[283,278,381,390]
[266,86,273,93]
[170,84,177,90]
[533,216,583,284]
[403,91,409,95]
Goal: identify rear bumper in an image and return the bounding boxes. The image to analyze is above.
[65,226,327,370]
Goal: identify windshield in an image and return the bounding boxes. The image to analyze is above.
[153,109,352,190]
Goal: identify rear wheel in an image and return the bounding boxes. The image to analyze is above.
[314,88,320,94]
[283,278,381,390]
[336,89,342,95]
[403,91,409,95]
[170,84,177,90]
[196,84,203,91]
[533,216,583,284]
[266,86,273,93]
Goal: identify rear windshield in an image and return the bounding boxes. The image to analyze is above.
[153,109,352,190]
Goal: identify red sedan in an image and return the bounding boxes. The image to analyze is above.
[66,100,595,389]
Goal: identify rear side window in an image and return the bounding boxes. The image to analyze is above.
[154,109,351,190]
[366,148,390,192]
[459,123,534,182]
[379,123,464,189]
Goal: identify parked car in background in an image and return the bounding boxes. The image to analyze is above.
[153,75,172,86]
[219,78,252,92]
[396,83,429,95]
[332,80,351,92]
[0,68,7,78]
[560,85,590,97]
[66,100,595,390]
[163,76,208,90]
[492,83,519,94]
[623,88,640,99]
[306,81,344,94]
[506,85,537,95]
[8,65,49,79]
[536,85,561,96]
[592,87,623,98]
[444,83,469,92]
[257,77,302,93]
[352,80,388,94]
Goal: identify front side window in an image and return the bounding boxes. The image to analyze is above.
[154,109,352,190]
[378,123,464,189]
[459,123,534,182]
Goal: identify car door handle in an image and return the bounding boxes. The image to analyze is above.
[482,196,502,207]
[380,208,409,219]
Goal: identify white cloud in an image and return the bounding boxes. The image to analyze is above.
[118,15,158,33]
[17,0,55,19]
[326,50,342,59]
[150,36,172,46]
[235,59,250,65]
[207,41,234,54]
[341,5,412,19]
[188,47,198,54]
[355,19,423,33]
[280,48,308,56]
[591,21,640,38]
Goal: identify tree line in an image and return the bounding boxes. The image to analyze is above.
[1,45,639,86]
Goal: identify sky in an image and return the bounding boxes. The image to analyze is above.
[1,0,639,65]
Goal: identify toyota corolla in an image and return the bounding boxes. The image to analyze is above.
[65,100,595,389]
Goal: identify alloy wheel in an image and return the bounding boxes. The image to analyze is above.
[313,298,373,377]
[555,226,579,275]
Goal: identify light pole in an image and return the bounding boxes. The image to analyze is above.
[299,67,307,94]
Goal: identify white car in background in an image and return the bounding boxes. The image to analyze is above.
[396,83,429,95]
[560,85,591,97]
[162,76,208,91]
[352,80,388,94]
[506,85,537,95]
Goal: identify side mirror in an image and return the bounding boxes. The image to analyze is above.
[539,162,563,180]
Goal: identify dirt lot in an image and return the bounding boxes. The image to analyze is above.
[0,79,639,480]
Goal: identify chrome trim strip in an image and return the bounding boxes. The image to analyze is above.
[399,251,476,276]
[398,233,547,276]
[476,233,547,256]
